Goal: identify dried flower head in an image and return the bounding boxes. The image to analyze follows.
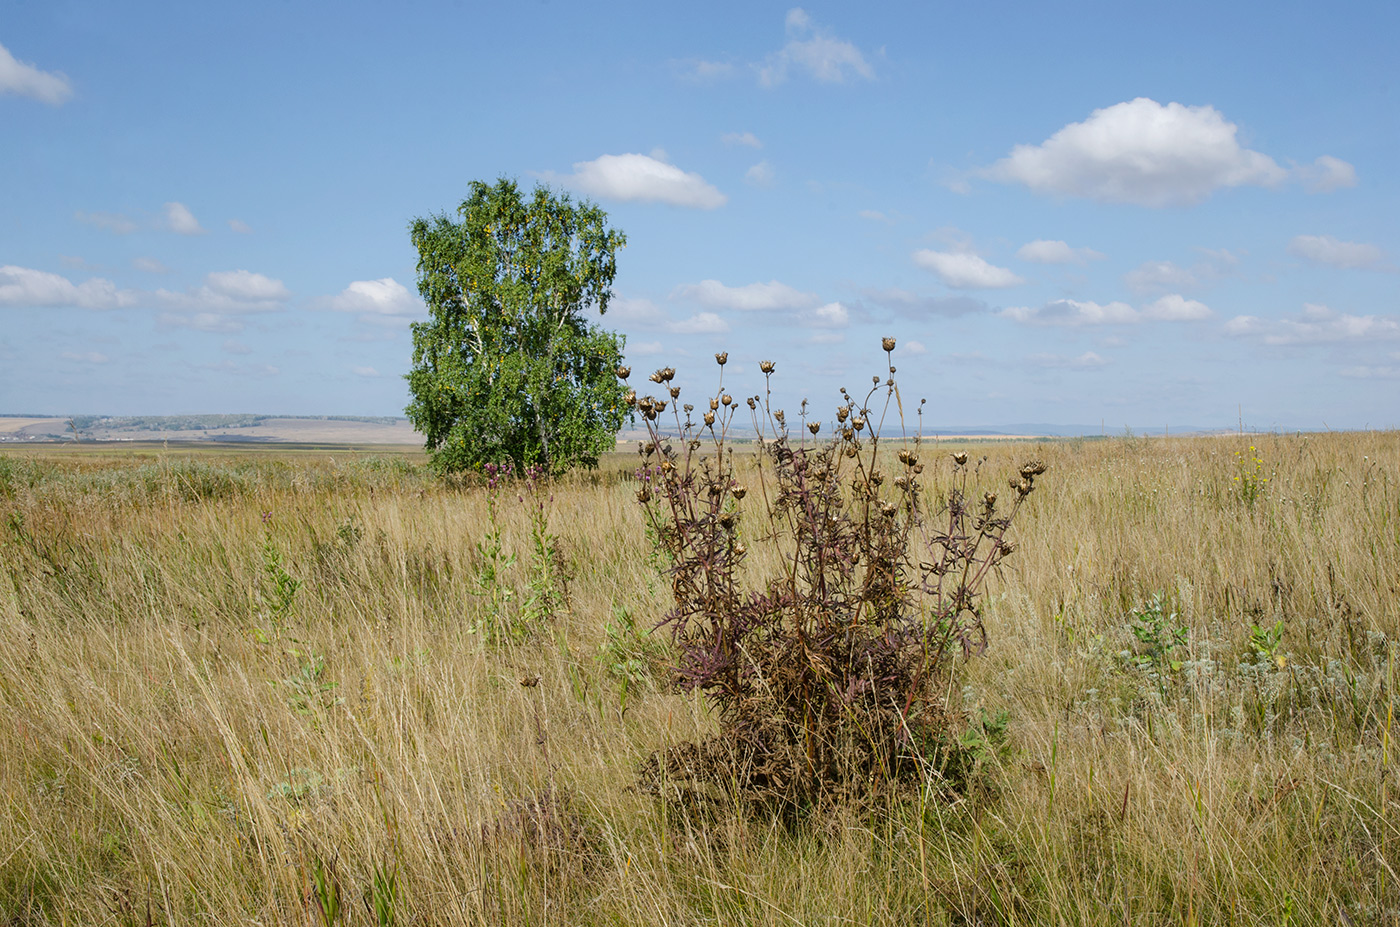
[746,397,757,410]
[616,365,631,379]
[730,484,747,500]
[715,352,728,366]
[836,405,849,422]
[624,389,637,407]
[953,452,968,466]
[851,416,865,431]
[649,370,664,384]
[704,411,716,426]
[882,336,896,352]
[721,393,732,406]
[669,386,681,399]
[759,360,775,374]
[709,397,720,411]
[808,422,821,435]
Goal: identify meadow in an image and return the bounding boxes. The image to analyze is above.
[0,429,1396,925]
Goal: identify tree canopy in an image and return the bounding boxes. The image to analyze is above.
[405,179,630,474]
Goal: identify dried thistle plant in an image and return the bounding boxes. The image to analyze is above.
[626,339,1046,815]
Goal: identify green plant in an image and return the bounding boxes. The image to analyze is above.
[368,860,398,927]
[405,177,631,475]
[520,464,566,627]
[1233,444,1269,508]
[310,853,342,926]
[254,527,300,642]
[273,655,343,716]
[1250,619,1286,666]
[599,604,668,715]
[1125,593,1187,674]
[633,341,1045,814]
[467,462,523,643]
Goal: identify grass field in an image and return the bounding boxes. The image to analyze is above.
[1,432,1396,925]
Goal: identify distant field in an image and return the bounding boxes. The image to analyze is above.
[0,415,424,445]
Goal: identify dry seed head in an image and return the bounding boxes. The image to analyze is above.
[704,411,715,426]
[721,393,732,406]
[774,409,786,424]
[889,366,896,374]
[662,367,676,382]
[746,397,757,410]
[953,452,968,466]
[983,491,997,508]
[715,352,728,366]
[719,511,736,529]
[654,400,668,413]
[636,487,651,503]
[844,445,858,458]
[913,463,923,474]
[709,397,720,411]
[882,336,897,352]
[668,386,679,399]
[869,470,884,486]
[649,370,664,383]
[624,389,637,407]
[616,365,631,379]
[808,422,821,435]
[760,360,775,374]
[836,405,849,422]
[851,416,865,431]
[730,484,747,500]
[683,403,694,413]
[842,427,854,441]
[734,543,747,557]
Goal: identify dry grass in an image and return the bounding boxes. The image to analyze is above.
[0,433,1396,925]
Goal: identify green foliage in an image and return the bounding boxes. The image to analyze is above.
[406,178,631,475]
[1124,593,1188,674]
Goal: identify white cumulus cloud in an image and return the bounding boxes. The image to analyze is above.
[132,257,169,274]
[0,265,137,310]
[982,98,1294,206]
[758,8,874,87]
[1125,260,1198,293]
[163,202,206,235]
[547,153,726,209]
[672,279,819,312]
[1016,239,1105,265]
[329,277,423,324]
[1287,235,1390,271]
[0,41,72,104]
[913,250,1024,289]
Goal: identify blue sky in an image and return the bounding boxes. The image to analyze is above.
[2,1,1396,430]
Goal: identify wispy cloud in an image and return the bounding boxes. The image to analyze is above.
[722,131,763,148]
[913,250,1024,289]
[0,40,72,105]
[1016,239,1105,265]
[758,8,875,87]
[163,202,206,235]
[1224,303,1400,345]
[672,279,819,312]
[1003,294,1210,325]
[1287,235,1391,271]
[75,211,137,235]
